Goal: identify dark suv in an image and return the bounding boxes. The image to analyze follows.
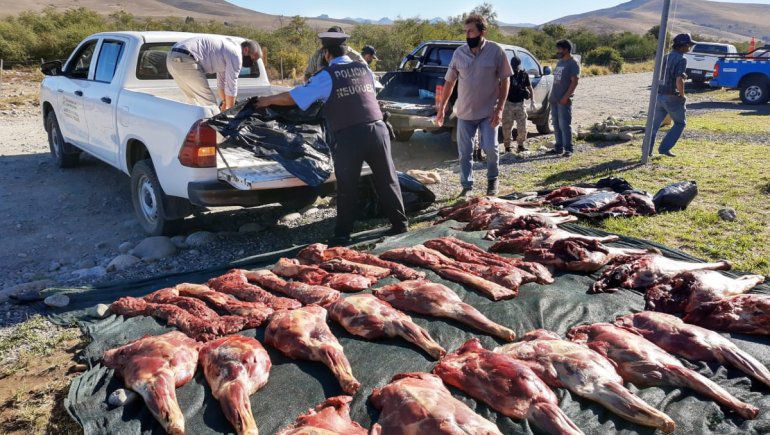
[378,40,553,142]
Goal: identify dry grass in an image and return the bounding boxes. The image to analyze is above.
[498,111,770,274]
[580,60,655,77]
[0,317,84,434]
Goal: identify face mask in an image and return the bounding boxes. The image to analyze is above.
[467,36,482,48]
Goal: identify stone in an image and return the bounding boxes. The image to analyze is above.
[132,236,177,260]
[238,222,265,233]
[619,132,635,141]
[89,303,110,319]
[44,294,70,308]
[302,207,320,217]
[48,261,62,272]
[280,212,302,223]
[2,279,55,303]
[170,235,188,249]
[106,254,141,272]
[299,202,319,214]
[185,231,217,247]
[71,266,108,280]
[108,389,138,407]
[94,241,109,250]
[76,258,97,269]
[118,242,134,254]
[188,249,200,256]
[718,207,737,222]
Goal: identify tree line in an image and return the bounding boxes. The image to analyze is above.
[0,6,748,76]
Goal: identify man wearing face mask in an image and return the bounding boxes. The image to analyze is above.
[435,14,513,198]
[255,30,408,246]
[548,39,580,158]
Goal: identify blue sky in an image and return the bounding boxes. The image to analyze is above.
[230,0,770,25]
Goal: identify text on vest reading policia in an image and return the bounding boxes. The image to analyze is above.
[333,65,375,99]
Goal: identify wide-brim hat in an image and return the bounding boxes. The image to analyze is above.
[318,31,350,48]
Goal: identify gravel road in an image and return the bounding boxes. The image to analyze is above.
[0,70,746,326]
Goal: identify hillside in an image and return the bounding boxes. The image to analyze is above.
[550,0,770,41]
[0,0,352,30]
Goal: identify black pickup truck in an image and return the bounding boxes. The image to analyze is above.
[378,40,553,142]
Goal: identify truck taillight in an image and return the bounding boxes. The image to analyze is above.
[179,120,217,168]
[713,63,719,78]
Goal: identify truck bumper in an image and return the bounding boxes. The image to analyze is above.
[388,112,449,132]
[187,180,337,207]
[687,68,713,82]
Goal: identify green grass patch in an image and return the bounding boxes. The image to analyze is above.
[687,110,770,134]
[497,116,770,274]
[0,316,78,367]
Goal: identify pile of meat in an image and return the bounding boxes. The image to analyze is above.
[99,230,767,435]
[590,253,769,335]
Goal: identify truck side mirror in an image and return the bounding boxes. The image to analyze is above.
[41,60,63,76]
[542,66,552,76]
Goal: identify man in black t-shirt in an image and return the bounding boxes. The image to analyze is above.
[501,56,535,153]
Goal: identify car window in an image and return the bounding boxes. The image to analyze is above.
[518,52,541,76]
[94,40,124,83]
[424,47,456,67]
[136,42,259,80]
[66,40,98,79]
[692,44,728,55]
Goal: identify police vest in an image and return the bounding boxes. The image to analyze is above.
[322,61,382,132]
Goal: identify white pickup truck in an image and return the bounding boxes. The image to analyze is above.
[684,42,737,84]
[40,31,368,235]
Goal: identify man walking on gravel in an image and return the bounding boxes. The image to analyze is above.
[502,56,535,153]
[548,39,580,158]
[435,14,512,197]
[649,33,695,157]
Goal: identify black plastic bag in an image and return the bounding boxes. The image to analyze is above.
[359,172,436,218]
[565,191,621,214]
[207,100,333,187]
[653,181,698,212]
[596,176,634,193]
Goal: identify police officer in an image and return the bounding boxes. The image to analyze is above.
[650,33,696,157]
[256,30,408,245]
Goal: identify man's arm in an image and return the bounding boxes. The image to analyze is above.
[559,76,579,105]
[491,47,514,127]
[221,50,241,110]
[676,58,687,97]
[255,92,297,108]
[492,77,510,127]
[435,77,456,127]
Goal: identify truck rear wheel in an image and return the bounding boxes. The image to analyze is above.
[46,111,80,168]
[131,159,186,235]
[740,77,770,105]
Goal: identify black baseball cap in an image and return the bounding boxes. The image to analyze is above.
[673,33,696,47]
[362,45,379,60]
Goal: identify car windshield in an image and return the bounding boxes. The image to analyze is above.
[136,42,260,80]
[692,44,729,55]
[423,47,457,67]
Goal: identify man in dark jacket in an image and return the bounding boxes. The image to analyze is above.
[649,33,695,157]
[501,56,536,153]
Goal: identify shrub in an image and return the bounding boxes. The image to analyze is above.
[586,47,624,73]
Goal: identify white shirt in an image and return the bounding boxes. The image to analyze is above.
[174,36,242,97]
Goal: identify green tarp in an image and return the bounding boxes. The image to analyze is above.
[52,221,770,434]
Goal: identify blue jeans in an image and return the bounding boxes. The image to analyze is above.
[651,94,687,154]
[457,117,499,189]
[551,102,573,153]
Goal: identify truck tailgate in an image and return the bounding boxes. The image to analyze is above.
[217,147,371,190]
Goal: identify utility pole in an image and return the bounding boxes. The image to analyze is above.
[641,0,673,164]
